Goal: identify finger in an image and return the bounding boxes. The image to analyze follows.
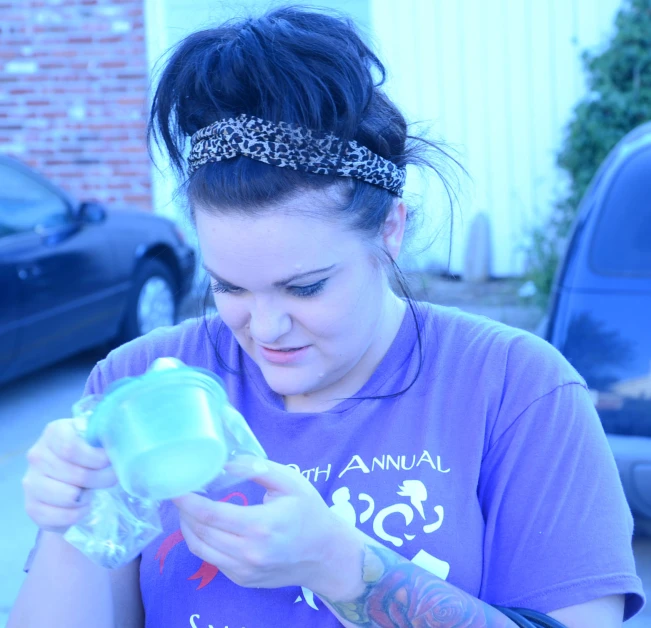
[174,494,279,544]
[38,448,117,490]
[22,471,92,508]
[173,493,255,535]
[224,457,305,496]
[25,499,91,530]
[178,512,244,559]
[180,518,236,567]
[179,519,256,587]
[181,520,269,589]
[42,419,111,469]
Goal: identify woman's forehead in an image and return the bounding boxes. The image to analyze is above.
[195,202,364,283]
[196,206,340,245]
[196,185,353,239]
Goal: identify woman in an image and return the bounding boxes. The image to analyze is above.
[10,7,644,628]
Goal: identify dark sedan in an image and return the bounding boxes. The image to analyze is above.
[544,122,651,519]
[0,156,196,386]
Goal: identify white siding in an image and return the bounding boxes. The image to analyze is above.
[371,0,623,275]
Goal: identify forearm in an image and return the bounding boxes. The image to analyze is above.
[318,533,517,628]
[8,531,115,628]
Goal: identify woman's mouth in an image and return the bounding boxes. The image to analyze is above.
[259,345,310,364]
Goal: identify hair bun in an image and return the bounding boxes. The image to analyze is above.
[149,7,396,173]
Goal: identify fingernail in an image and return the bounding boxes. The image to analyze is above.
[251,460,268,473]
[226,458,268,475]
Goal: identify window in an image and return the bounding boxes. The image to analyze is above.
[0,163,69,236]
[590,146,651,276]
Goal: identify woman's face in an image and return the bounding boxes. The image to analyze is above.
[195,188,406,412]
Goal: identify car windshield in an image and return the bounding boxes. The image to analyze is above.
[0,163,69,234]
[590,145,651,276]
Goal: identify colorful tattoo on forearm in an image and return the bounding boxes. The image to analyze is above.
[325,543,513,627]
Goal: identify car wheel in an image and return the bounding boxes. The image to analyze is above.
[119,258,178,343]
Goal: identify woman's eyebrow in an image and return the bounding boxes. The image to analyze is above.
[275,264,337,286]
[202,264,337,287]
[202,267,239,288]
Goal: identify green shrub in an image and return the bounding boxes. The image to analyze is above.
[525,0,651,306]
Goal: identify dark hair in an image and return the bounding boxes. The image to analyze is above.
[148,5,461,398]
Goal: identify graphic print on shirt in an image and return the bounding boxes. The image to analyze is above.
[294,472,451,612]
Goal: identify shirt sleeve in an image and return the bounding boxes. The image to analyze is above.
[82,361,109,397]
[477,381,645,620]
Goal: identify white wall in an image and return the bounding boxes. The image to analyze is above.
[145,0,624,277]
[371,0,623,276]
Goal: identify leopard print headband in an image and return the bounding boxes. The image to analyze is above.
[187,113,406,196]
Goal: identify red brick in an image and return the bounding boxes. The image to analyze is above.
[99,86,129,93]
[96,35,123,44]
[34,25,68,34]
[115,72,147,80]
[44,160,70,166]
[1,38,31,45]
[97,61,128,68]
[2,0,150,209]
[30,148,56,155]
[39,62,68,70]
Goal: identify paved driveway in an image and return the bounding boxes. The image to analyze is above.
[1,347,650,626]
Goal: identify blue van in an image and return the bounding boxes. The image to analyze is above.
[544,122,651,520]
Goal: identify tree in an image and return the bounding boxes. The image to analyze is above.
[525,0,651,305]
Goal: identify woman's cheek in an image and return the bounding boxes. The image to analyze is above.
[299,291,357,340]
[214,296,250,331]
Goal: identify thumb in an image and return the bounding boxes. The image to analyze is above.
[225,456,304,496]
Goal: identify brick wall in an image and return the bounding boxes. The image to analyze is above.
[0,0,152,211]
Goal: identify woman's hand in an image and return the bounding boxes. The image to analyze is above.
[22,418,118,534]
[172,458,364,600]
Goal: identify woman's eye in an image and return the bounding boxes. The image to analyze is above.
[288,279,327,297]
[210,281,242,295]
[210,278,327,297]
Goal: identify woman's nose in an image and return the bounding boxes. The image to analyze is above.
[248,300,292,345]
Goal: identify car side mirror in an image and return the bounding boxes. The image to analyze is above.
[79,201,107,223]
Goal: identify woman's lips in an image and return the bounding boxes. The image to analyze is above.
[259,345,310,365]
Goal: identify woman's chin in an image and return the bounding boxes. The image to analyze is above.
[261,368,322,399]
[266,378,314,398]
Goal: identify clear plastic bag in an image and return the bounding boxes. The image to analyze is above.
[64,484,163,570]
[64,359,266,569]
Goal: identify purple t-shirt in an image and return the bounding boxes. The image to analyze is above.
[83,302,644,627]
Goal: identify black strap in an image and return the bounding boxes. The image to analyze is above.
[492,605,568,628]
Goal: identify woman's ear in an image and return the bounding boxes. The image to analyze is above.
[382,200,408,260]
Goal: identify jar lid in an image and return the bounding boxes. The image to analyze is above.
[86,358,227,446]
